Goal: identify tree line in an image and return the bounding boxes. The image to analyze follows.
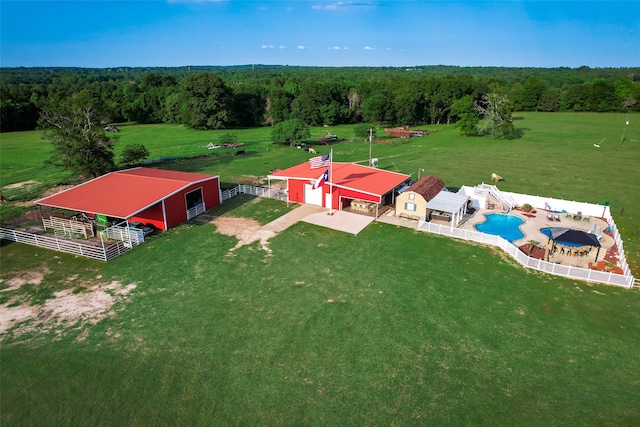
[1,65,638,133]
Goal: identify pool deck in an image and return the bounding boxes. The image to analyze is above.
[457,208,615,269]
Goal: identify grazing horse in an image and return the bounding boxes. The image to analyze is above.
[491,173,504,182]
[308,148,317,154]
[235,150,245,156]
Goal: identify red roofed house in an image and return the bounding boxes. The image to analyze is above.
[36,167,221,231]
[268,162,410,217]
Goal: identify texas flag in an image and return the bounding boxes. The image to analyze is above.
[312,170,329,190]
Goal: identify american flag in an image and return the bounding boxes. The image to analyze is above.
[309,153,330,169]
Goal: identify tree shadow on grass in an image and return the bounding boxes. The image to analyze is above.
[147,151,254,174]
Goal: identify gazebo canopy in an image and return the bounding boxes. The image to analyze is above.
[425,191,468,214]
[550,228,601,247]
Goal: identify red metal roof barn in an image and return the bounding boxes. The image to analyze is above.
[36,168,221,230]
[268,162,410,216]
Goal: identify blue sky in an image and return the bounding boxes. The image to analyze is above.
[1,1,639,68]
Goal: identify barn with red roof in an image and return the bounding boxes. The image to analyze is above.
[268,162,410,216]
[36,167,221,230]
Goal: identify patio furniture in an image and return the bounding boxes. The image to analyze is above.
[547,212,554,221]
[554,213,561,221]
[573,211,582,220]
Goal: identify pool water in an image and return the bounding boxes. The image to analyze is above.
[539,227,584,247]
[474,213,524,242]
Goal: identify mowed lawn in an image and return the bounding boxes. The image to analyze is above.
[1,113,640,424]
[2,197,640,425]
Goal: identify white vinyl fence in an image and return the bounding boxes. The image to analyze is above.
[186,202,206,220]
[0,227,131,261]
[221,184,287,202]
[417,218,635,288]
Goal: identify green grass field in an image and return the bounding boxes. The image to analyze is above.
[2,198,640,425]
[1,113,640,424]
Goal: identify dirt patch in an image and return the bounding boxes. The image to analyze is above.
[1,267,51,292]
[40,184,75,198]
[2,180,38,190]
[0,281,136,338]
[211,216,276,253]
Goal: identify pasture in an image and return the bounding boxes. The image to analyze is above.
[1,113,640,424]
[2,112,639,270]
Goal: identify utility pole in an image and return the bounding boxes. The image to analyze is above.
[369,128,373,167]
[620,115,629,146]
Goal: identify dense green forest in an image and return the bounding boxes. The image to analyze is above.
[1,65,639,133]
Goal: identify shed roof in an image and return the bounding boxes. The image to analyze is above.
[425,191,469,213]
[36,167,218,219]
[269,162,410,197]
[406,176,446,202]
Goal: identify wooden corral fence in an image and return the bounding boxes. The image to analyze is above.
[0,227,131,261]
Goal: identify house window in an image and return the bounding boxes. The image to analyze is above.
[405,202,417,211]
[408,193,415,200]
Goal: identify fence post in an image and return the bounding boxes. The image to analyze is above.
[101,235,107,261]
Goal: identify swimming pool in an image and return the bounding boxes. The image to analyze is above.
[540,227,584,247]
[474,213,524,242]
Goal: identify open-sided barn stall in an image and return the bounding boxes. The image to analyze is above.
[268,162,410,214]
[36,168,221,230]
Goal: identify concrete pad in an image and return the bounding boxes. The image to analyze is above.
[375,210,420,229]
[302,209,375,235]
[262,204,325,233]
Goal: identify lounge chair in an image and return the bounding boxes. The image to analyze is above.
[547,212,554,221]
[573,211,582,220]
[554,213,561,221]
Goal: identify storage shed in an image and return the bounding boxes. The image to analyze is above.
[395,176,446,220]
[36,167,221,230]
[268,162,410,216]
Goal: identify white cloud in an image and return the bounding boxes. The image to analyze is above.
[279,45,286,49]
[312,2,373,11]
[261,45,274,49]
[328,46,349,50]
[297,45,306,50]
[363,46,375,50]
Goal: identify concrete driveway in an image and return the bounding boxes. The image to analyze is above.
[301,208,375,235]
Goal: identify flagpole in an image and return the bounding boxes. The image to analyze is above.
[329,149,333,215]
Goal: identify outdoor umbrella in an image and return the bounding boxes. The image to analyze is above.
[548,228,602,260]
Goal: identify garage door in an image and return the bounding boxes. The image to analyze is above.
[304,184,323,206]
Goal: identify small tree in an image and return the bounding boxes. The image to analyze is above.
[219,132,238,145]
[119,144,150,167]
[271,118,310,144]
[451,95,479,136]
[354,123,376,141]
